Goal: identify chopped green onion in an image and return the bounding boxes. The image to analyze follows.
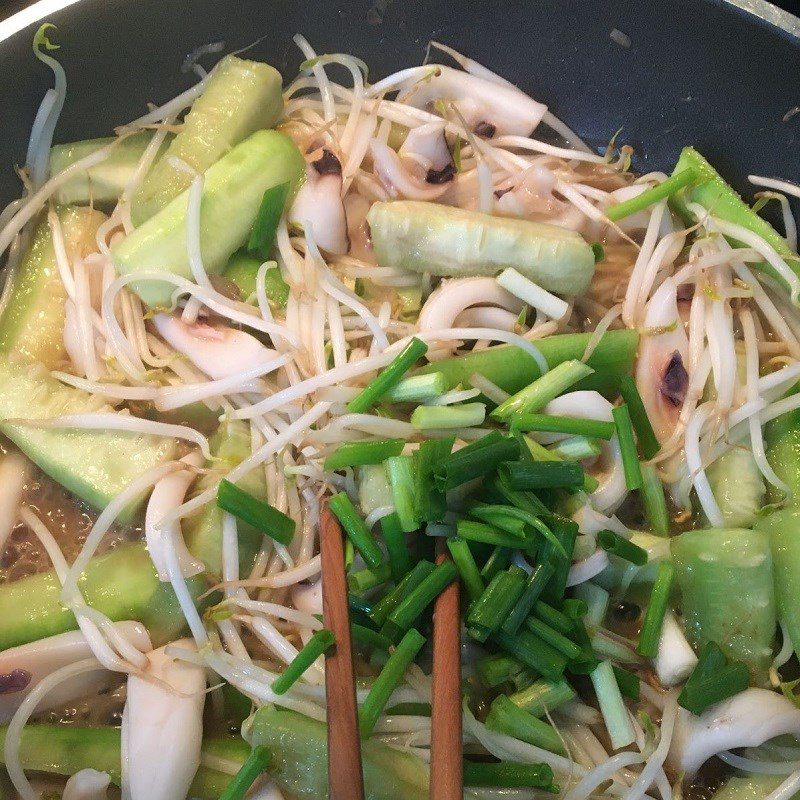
[523,435,599,494]
[467,566,528,642]
[351,623,392,653]
[328,492,383,570]
[348,337,428,414]
[508,678,576,716]
[619,376,661,459]
[606,168,697,221]
[562,598,588,620]
[502,563,555,635]
[492,360,595,421]
[344,537,355,570]
[477,653,525,688]
[590,660,636,749]
[247,181,290,258]
[347,562,391,593]
[637,561,675,658]
[382,560,458,640]
[369,560,436,628]
[524,617,583,660]
[446,536,485,604]
[511,413,615,440]
[548,436,602,462]
[678,641,748,715]
[385,702,431,716]
[457,519,533,550]
[641,463,670,536]
[387,372,448,402]
[410,402,486,430]
[217,479,295,546]
[598,530,648,566]
[612,404,644,490]
[384,455,418,533]
[591,242,605,262]
[494,628,568,681]
[506,461,585,490]
[324,439,404,471]
[485,695,567,755]
[463,760,557,791]
[219,745,272,800]
[480,546,513,582]
[439,431,520,490]
[272,630,335,694]
[532,599,573,635]
[678,662,749,715]
[413,436,453,523]
[612,666,641,701]
[380,513,411,582]
[468,504,559,554]
[348,594,374,625]
[538,519,579,605]
[359,628,426,737]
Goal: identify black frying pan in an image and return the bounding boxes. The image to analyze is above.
[0,0,798,212]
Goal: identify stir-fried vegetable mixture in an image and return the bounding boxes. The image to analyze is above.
[0,23,799,800]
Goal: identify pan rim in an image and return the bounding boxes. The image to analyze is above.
[0,0,797,46]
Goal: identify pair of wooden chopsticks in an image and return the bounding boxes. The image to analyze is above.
[320,502,463,800]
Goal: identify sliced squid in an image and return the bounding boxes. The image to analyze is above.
[152,313,278,380]
[289,148,349,255]
[344,193,374,262]
[635,278,690,444]
[63,769,111,800]
[145,451,205,581]
[399,122,454,181]
[397,64,547,138]
[291,577,324,617]
[370,139,452,201]
[668,688,800,775]
[0,622,151,723]
[121,639,205,800]
[495,165,585,232]
[418,277,524,351]
[543,391,627,513]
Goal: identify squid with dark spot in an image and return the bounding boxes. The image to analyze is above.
[289,148,349,255]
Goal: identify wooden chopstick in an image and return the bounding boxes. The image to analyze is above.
[430,546,463,799]
[320,501,365,800]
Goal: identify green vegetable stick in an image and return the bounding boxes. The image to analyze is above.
[114,130,304,307]
[670,147,800,292]
[132,54,284,224]
[413,329,638,399]
[672,527,776,674]
[244,705,430,799]
[0,724,249,799]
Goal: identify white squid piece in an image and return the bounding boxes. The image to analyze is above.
[62,769,111,800]
[397,64,547,137]
[152,313,278,380]
[635,278,690,445]
[543,391,627,513]
[399,121,454,175]
[418,277,524,351]
[291,577,324,617]
[0,452,32,555]
[145,451,205,581]
[495,165,585,232]
[0,622,151,723]
[121,639,205,800]
[370,139,452,201]
[289,148,349,255]
[668,688,800,775]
